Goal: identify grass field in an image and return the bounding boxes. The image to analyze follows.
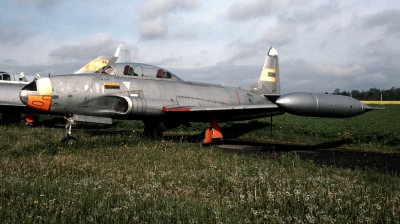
[1,106,399,223]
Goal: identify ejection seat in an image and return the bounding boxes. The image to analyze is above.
[123,65,134,76]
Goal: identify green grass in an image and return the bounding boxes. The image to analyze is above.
[0,106,399,223]
[0,126,400,223]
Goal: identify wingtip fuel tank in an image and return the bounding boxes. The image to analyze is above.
[276,92,370,118]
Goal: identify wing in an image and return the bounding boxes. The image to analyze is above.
[162,104,282,122]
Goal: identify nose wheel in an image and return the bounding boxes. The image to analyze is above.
[62,115,77,143]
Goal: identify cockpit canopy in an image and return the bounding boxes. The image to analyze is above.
[95,63,183,81]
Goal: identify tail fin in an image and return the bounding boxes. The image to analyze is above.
[74,44,130,74]
[252,47,280,94]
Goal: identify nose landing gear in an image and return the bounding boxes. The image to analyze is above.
[62,115,77,144]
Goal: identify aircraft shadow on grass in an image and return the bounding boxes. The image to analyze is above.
[218,139,400,176]
[163,120,400,176]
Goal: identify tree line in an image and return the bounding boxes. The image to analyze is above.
[332,87,400,101]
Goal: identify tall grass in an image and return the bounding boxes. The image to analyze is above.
[1,125,399,223]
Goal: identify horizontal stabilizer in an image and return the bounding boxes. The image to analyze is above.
[262,94,282,103]
[362,105,385,111]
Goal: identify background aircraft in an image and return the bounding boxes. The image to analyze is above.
[0,72,33,124]
[19,47,379,144]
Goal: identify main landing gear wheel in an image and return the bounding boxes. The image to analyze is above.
[62,135,77,144]
[142,121,165,139]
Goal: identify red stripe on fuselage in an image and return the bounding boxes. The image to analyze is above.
[162,107,192,113]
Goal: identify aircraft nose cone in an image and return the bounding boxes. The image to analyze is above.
[20,81,37,105]
[20,90,28,105]
[19,78,53,112]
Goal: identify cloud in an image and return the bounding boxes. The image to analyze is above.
[225,0,301,21]
[280,57,397,93]
[361,9,400,35]
[0,11,38,44]
[139,16,168,39]
[220,26,296,66]
[0,24,37,44]
[12,0,66,8]
[277,2,339,25]
[312,63,366,78]
[141,0,199,20]
[355,72,388,87]
[139,0,200,40]
[49,33,131,61]
[171,64,260,87]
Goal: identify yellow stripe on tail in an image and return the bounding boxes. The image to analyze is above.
[260,68,276,82]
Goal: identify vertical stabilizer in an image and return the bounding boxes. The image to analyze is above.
[253,47,280,94]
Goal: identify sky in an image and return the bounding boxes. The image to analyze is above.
[1,0,399,93]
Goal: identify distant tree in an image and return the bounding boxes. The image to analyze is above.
[351,90,360,99]
[334,88,340,95]
[367,88,380,100]
[382,87,395,100]
[395,88,400,100]
[340,90,349,96]
[328,87,400,100]
[360,91,367,100]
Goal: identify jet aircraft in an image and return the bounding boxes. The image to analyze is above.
[19,47,379,144]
